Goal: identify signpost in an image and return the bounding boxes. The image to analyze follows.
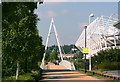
[82,47,89,73]
[82,47,89,54]
[84,26,87,73]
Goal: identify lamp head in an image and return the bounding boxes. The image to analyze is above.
[89,13,94,17]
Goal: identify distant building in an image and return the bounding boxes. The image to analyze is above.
[58,54,74,58]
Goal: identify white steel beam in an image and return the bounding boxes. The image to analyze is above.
[40,18,63,69]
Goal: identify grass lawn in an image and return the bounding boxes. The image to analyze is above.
[2,72,42,81]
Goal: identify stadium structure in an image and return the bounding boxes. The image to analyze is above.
[75,15,120,59]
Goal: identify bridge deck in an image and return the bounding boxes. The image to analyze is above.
[41,62,105,81]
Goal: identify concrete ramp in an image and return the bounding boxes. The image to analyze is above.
[59,60,76,70]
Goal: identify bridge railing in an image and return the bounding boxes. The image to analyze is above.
[59,60,76,70]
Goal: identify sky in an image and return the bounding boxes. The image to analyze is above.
[0,0,119,2]
[35,2,118,46]
[44,0,119,2]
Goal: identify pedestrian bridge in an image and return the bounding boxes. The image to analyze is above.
[59,60,75,70]
[40,18,76,70]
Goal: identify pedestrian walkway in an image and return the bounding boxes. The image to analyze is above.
[41,62,106,81]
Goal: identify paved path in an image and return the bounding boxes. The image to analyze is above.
[41,62,106,81]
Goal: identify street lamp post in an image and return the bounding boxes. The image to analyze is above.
[89,13,94,71]
[84,26,87,73]
[89,13,94,24]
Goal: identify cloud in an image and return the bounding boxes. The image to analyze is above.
[79,22,88,29]
[35,9,68,19]
[44,0,69,2]
[35,11,56,18]
[44,2,59,5]
[61,10,68,15]
[47,11,57,18]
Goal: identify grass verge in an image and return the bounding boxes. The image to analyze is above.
[2,70,43,81]
[2,73,36,80]
[77,70,115,80]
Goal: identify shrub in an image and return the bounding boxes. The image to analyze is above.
[92,48,120,70]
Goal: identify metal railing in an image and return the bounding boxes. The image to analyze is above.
[59,60,76,70]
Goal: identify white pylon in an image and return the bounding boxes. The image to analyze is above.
[40,18,63,69]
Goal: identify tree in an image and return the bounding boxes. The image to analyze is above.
[49,51,58,63]
[72,51,84,70]
[92,48,120,70]
[73,51,83,59]
[2,2,44,79]
[48,44,79,54]
[44,50,51,62]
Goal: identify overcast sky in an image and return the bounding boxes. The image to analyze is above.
[35,2,118,46]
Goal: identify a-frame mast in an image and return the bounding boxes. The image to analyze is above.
[40,18,63,69]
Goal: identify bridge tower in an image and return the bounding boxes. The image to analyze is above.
[40,18,63,69]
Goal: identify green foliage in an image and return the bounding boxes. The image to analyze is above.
[97,61,119,70]
[49,51,58,63]
[44,50,59,64]
[71,51,84,70]
[92,48,120,70]
[2,2,44,77]
[48,44,78,54]
[3,73,35,80]
[3,69,43,81]
[63,44,78,54]
[73,51,83,59]
[44,50,51,62]
[2,56,16,76]
[62,45,73,54]
[44,44,79,64]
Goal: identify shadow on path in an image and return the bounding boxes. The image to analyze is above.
[41,63,102,81]
[42,69,93,80]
